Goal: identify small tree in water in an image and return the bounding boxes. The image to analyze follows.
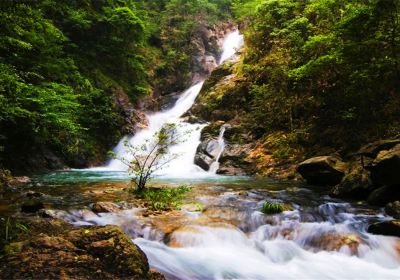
[110,123,182,191]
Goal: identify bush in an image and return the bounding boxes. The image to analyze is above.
[261,201,284,214]
[134,186,191,211]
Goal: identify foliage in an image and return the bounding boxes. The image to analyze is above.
[261,201,284,214]
[135,186,191,211]
[0,0,233,172]
[111,123,184,191]
[0,217,29,257]
[221,0,400,161]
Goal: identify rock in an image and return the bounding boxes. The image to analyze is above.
[297,156,347,186]
[0,225,161,279]
[368,220,400,237]
[194,153,213,171]
[9,176,31,187]
[330,159,374,199]
[357,139,400,158]
[194,138,222,171]
[385,201,400,219]
[21,201,45,213]
[217,166,248,176]
[367,144,400,186]
[26,191,44,198]
[367,185,400,206]
[308,233,364,255]
[92,202,122,213]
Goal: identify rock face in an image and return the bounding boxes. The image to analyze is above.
[297,156,347,186]
[0,224,162,279]
[367,144,400,186]
[368,220,400,237]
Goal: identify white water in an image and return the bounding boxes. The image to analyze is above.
[56,187,400,279]
[100,30,244,177]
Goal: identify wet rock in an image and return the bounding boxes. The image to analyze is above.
[330,159,374,199]
[308,233,364,255]
[194,138,221,171]
[367,185,400,206]
[194,153,214,171]
[368,220,400,237]
[0,225,160,279]
[21,201,45,213]
[92,202,122,213]
[385,201,400,219]
[297,156,347,186]
[367,144,400,186]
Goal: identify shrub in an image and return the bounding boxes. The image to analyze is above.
[261,201,284,214]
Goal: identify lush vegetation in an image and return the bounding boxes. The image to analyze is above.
[206,0,400,162]
[134,186,191,211]
[261,201,286,214]
[0,0,232,173]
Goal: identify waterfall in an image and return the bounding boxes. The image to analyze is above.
[208,125,227,174]
[101,30,244,177]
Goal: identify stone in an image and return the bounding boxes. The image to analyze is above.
[0,225,161,279]
[297,156,347,186]
[367,185,400,206]
[330,159,374,199]
[92,202,122,213]
[357,139,400,158]
[385,201,400,219]
[368,220,400,237]
[194,138,221,171]
[21,201,45,213]
[194,153,213,171]
[367,144,400,186]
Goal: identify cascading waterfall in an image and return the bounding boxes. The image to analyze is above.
[101,30,244,177]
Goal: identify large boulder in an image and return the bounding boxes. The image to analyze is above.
[367,185,400,206]
[330,159,374,199]
[194,139,221,171]
[0,224,162,279]
[297,156,347,186]
[368,220,400,237]
[367,144,400,186]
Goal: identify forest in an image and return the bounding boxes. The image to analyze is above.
[0,0,400,279]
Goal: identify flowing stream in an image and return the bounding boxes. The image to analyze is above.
[24,29,400,279]
[33,178,400,280]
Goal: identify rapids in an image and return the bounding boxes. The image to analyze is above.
[36,178,400,280]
